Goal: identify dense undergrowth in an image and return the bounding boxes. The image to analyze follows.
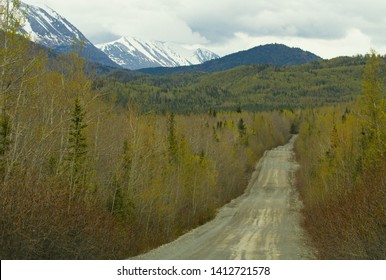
[294,53,386,259]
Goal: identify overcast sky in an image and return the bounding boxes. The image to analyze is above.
[23,0,386,58]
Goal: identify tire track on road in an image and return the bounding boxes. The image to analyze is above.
[132,136,315,260]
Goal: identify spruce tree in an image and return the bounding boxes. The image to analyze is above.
[238,118,247,137]
[0,113,10,177]
[67,97,88,188]
[110,139,135,219]
[167,113,178,161]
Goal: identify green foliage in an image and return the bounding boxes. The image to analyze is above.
[0,113,10,155]
[294,54,386,259]
[237,118,248,145]
[0,33,295,257]
[357,51,386,171]
[4,1,383,260]
[0,113,10,177]
[167,112,178,161]
[68,98,87,162]
[110,139,135,220]
[0,22,295,258]
[95,55,378,114]
[66,97,90,196]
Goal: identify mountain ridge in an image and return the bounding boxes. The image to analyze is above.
[97,36,220,70]
[139,43,321,75]
[19,2,321,75]
[20,2,119,68]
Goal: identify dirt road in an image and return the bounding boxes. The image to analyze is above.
[133,136,314,260]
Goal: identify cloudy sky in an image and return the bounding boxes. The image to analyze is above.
[23,0,386,58]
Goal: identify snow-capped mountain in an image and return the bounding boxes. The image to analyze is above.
[194,48,220,64]
[18,2,218,70]
[20,2,118,67]
[97,37,220,70]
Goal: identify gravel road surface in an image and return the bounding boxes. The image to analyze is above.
[133,136,314,260]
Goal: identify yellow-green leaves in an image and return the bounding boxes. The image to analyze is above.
[294,54,386,258]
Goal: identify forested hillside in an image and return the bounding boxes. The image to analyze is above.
[96,55,379,113]
[139,44,320,75]
[0,1,294,259]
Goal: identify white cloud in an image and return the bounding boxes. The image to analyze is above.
[215,28,373,59]
[22,0,386,57]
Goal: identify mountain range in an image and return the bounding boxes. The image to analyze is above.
[97,37,220,70]
[20,2,219,70]
[19,1,321,74]
[139,44,321,75]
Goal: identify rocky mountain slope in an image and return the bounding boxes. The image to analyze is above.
[20,2,118,67]
[97,37,220,70]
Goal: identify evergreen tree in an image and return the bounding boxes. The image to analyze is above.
[238,118,247,137]
[67,97,88,188]
[110,139,135,219]
[167,113,178,161]
[0,113,10,177]
[0,113,10,155]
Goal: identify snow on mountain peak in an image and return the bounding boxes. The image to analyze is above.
[97,36,220,70]
[20,2,86,48]
[19,2,118,67]
[17,2,218,69]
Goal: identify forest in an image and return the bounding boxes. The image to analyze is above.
[95,55,379,113]
[0,1,384,259]
[295,54,385,259]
